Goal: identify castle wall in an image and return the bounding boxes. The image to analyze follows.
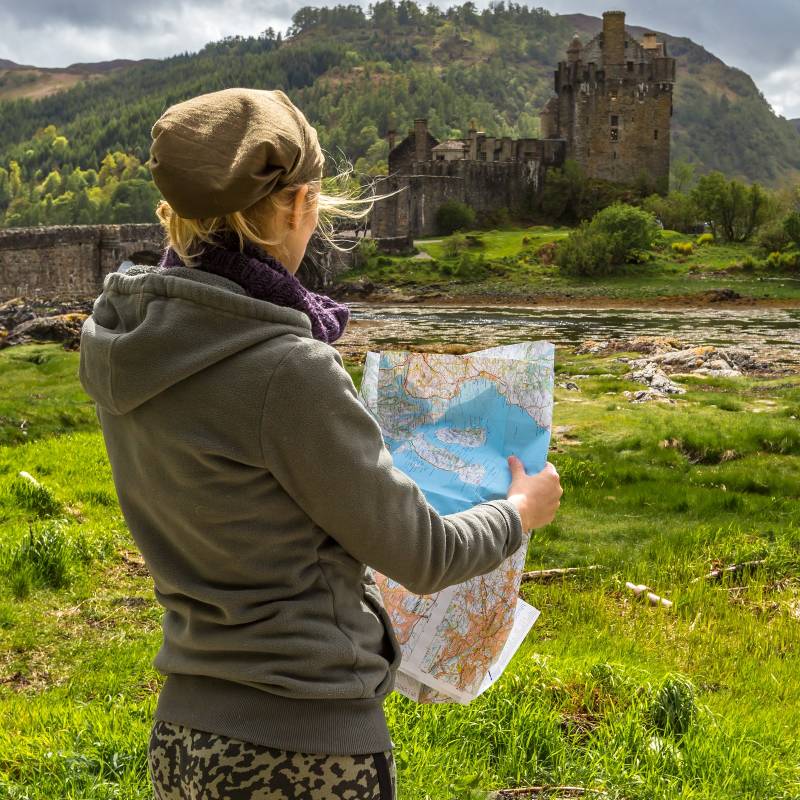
[374,147,564,239]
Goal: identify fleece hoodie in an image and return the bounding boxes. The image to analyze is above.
[78,264,524,755]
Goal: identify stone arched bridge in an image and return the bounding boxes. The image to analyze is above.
[0,224,357,300]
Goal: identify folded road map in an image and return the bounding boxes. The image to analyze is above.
[358,342,555,703]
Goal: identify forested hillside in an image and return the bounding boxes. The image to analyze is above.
[1,1,799,228]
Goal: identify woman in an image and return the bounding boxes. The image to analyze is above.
[79,88,562,800]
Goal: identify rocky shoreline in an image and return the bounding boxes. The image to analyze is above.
[329,280,800,309]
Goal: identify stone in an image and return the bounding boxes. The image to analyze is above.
[626,362,686,395]
[2,312,88,350]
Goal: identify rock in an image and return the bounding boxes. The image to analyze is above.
[625,362,686,395]
[701,288,742,302]
[623,389,677,404]
[558,381,581,391]
[1,312,88,351]
[693,367,743,378]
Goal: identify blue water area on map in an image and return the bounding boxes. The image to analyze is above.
[381,373,551,516]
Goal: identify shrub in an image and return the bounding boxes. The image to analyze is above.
[435,199,476,235]
[767,251,799,271]
[756,219,792,254]
[671,242,694,256]
[590,202,661,254]
[555,223,614,276]
[443,231,468,258]
[556,203,660,276]
[483,206,511,228]
[784,211,800,247]
[741,256,759,272]
[353,237,378,270]
[695,232,714,246]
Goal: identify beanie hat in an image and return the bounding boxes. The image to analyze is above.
[148,87,324,219]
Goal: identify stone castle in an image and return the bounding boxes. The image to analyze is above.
[371,10,676,244]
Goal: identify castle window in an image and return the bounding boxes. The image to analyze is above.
[627,61,634,71]
[610,115,619,142]
[478,151,486,161]
[654,129,659,140]
[611,115,619,126]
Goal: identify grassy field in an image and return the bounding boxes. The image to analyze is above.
[338,226,800,303]
[0,343,799,799]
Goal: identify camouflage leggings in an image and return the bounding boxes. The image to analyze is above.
[148,719,396,800]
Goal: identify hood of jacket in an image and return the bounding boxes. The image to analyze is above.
[79,265,314,416]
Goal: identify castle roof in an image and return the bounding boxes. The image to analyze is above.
[431,140,467,151]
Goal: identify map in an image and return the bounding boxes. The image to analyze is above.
[358,342,554,703]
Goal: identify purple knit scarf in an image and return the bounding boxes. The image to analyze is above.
[158,233,350,344]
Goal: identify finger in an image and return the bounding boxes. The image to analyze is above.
[507,455,526,480]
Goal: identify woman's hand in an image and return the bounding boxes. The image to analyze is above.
[505,456,563,532]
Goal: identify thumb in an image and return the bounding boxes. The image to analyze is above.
[508,455,526,481]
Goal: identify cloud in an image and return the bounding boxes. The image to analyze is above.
[0,0,798,117]
[0,0,300,65]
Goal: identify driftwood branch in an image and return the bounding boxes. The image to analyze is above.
[625,582,673,608]
[521,566,603,584]
[692,560,766,583]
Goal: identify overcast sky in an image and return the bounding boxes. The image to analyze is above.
[0,0,798,118]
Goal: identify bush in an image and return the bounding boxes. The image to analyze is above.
[590,202,661,261]
[555,223,614,276]
[671,242,694,256]
[695,232,714,246]
[766,251,799,271]
[756,219,792,254]
[353,237,378,270]
[435,200,476,235]
[556,203,660,277]
[443,231,468,258]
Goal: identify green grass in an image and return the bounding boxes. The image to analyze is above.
[1,343,799,799]
[339,225,800,303]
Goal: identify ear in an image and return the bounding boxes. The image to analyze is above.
[289,184,310,230]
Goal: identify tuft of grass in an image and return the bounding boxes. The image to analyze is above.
[8,474,62,516]
[649,673,698,737]
[3,520,76,597]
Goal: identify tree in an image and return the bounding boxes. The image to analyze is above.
[785,211,800,247]
[691,172,769,242]
[642,192,701,233]
[670,159,696,193]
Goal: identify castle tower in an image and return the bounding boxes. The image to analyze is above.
[546,9,676,191]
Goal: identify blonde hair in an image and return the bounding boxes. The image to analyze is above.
[156,157,403,267]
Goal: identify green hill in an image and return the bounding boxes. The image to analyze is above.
[1,2,799,228]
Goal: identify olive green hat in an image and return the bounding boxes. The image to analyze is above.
[148,87,324,219]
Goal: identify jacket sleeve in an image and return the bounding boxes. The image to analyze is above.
[259,338,524,596]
